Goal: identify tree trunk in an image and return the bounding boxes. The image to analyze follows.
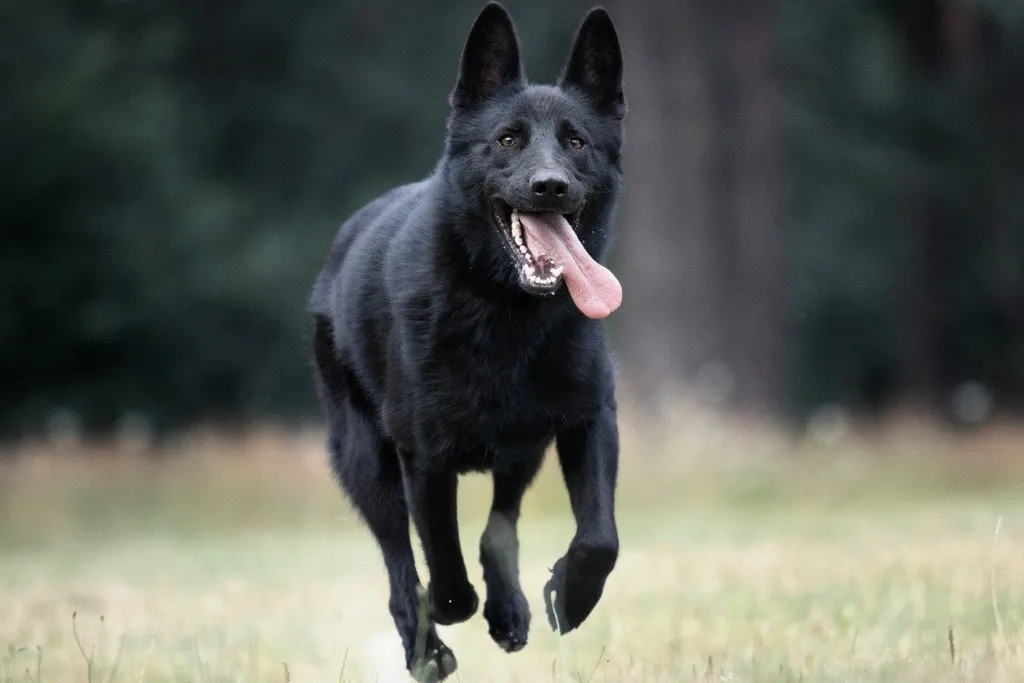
[723,0,783,415]
[616,0,720,409]
[616,0,782,417]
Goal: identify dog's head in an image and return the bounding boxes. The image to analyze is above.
[442,3,625,319]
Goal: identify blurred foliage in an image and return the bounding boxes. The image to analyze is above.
[779,0,1024,418]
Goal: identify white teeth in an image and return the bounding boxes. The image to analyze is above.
[523,265,560,286]
[551,265,564,276]
[510,210,524,245]
[510,208,549,272]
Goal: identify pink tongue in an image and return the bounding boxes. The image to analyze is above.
[518,212,623,319]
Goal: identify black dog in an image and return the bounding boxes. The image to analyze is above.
[309,3,626,679]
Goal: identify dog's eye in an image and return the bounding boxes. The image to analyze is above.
[568,137,586,150]
[498,134,517,148]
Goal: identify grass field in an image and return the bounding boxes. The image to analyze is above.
[2,409,1024,682]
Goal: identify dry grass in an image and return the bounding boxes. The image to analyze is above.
[2,407,1024,682]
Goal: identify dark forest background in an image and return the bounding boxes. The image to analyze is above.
[3,0,1023,442]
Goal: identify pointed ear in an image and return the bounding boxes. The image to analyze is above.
[450,3,524,109]
[559,8,625,119]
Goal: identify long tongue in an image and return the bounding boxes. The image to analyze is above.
[517,212,623,319]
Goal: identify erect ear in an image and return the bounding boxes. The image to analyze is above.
[558,8,625,119]
[449,3,524,109]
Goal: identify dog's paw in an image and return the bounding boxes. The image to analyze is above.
[410,642,457,683]
[543,556,571,633]
[428,581,479,626]
[543,544,617,634]
[484,587,531,652]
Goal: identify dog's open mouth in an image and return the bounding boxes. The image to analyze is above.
[492,200,580,292]
[491,199,623,319]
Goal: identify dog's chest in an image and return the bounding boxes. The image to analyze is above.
[427,329,599,444]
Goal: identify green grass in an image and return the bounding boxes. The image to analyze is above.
[2,414,1024,682]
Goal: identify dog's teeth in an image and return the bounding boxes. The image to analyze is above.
[512,224,522,238]
[551,266,564,276]
[514,235,523,246]
[519,245,528,254]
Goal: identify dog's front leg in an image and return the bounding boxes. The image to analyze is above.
[399,454,480,626]
[545,406,620,634]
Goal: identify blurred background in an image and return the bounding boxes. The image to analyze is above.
[3,2,1024,680]
[3,0,1024,443]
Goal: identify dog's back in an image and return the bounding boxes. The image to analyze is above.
[309,181,426,321]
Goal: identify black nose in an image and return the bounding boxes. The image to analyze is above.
[531,172,569,199]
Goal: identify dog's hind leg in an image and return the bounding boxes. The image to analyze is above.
[479,452,544,653]
[327,415,458,682]
[314,316,456,680]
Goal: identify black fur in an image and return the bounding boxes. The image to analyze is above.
[308,4,626,680]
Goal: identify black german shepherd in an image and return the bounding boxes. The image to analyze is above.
[309,3,626,679]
